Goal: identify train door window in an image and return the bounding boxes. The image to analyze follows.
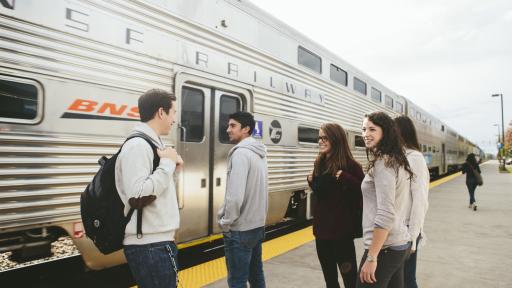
[395,102,404,113]
[298,126,319,144]
[0,76,42,124]
[219,95,242,143]
[298,46,322,73]
[355,135,366,148]
[354,77,367,95]
[371,88,382,103]
[180,87,205,142]
[385,95,393,108]
[330,64,347,86]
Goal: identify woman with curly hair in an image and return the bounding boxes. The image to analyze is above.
[307,123,364,288]
[358,112,413,288]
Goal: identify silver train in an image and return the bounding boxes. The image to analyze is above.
[0,0,482,270]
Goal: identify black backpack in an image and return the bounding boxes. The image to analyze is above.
[80,134,160,255]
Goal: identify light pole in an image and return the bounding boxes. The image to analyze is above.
[494,123,501,144]
[492,93,505,169]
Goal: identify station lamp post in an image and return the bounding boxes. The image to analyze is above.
[492,93,505,170]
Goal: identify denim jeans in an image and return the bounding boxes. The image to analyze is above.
[466,180,477,204]
[124,241,178,288]
[404,235,421,288]
[357,247,409,288]
[223,227,266,288]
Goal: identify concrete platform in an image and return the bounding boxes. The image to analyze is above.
[206,160,512,288]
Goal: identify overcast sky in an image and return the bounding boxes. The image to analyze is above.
[251,0,512,154]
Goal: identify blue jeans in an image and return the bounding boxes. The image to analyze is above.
[223,227,266,288]
[404,236,421,288]
[124,241,178,288]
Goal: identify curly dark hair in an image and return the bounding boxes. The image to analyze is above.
[364,112,413,179]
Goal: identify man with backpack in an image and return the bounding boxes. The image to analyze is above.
[115,89,183,288]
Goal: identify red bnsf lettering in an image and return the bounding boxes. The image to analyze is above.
[68,99,97,112]
[97,103,127,115]
[127,107,139,118]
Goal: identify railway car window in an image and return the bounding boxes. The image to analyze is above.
[330,64,347,86]
[395,102,404,113]
[298,126,319,144]
[441,125,445,132]
[0,77,39,122]
[181,87,205,142]
[385,95,393,108]
[353,77,367,95]
[219,95,242,143]
[371,88,382,103]
[355,135,366,148]
[298,46,321,73]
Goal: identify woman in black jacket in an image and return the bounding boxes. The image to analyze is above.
[307,123,364,288]
[462,153,482,211]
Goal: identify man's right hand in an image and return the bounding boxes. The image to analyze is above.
[158,147,178,162]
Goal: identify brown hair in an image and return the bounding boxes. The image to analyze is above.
[314,123,361,176]
[138,89,176,122]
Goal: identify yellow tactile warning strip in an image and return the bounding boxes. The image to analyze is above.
[177,226,315,288]
[132,171,463,288]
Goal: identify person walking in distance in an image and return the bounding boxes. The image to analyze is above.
[307,123,364,288]
[462,153,482,211]
[358,112,413,288]
[218,111,268,288]
[116,89,183,288]
[394,116,430,288]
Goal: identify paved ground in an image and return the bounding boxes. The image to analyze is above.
[207,160,512,287]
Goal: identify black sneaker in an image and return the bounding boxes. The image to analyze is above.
[473,204,477,211]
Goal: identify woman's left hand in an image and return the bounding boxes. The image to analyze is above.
[359,259,377,284]
[336,170,343,180]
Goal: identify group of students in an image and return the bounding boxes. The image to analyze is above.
[308,112,430,288]
[114,88,434,288]
[115,89,268,288]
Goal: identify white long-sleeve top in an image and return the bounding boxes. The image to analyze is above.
[405,149,430,250]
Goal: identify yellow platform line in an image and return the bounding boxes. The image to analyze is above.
[178,226,314,288]
[429,172,462,189]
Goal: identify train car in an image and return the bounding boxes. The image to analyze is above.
[0,0,482,270]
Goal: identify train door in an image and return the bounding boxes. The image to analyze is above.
[176,84,247,241]
[441,143,446,174]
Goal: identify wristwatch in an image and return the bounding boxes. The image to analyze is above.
[366,254,377,262]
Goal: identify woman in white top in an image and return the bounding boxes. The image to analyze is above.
[394,116,430,288]
[358,112,414,288]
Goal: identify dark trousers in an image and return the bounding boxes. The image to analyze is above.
[223,227,266,288]
[315,238,357,288]
[124,241,179,288]
[466,180,477,204]
[357,248,409,288]
[404,236,421,288]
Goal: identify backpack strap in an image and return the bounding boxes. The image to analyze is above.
[123,133,162,239]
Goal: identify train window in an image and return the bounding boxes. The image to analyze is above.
[0,76,41,124]
[355,135,366,148]
[330,64,347,86]
[181,87,205,142]
[371,88,382,103]
[416,111,421,121]
[298,126,319,144]
[441,125,445,132]
[422,144,427,152]
[395,102,404,113]
[353,77,367,95]
[219,95,242,144]
[428,146,432,152]
[298,46,321,73]
[385,95,393,108]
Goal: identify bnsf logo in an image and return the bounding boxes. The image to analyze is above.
[64,99,139,120]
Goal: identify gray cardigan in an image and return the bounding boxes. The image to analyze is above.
[361,157,411,249]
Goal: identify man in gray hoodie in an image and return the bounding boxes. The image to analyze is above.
[218,111,268,288]
[115,89,183,288]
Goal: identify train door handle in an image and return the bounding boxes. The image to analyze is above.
[216,177,221,187]
[201,178,206,188]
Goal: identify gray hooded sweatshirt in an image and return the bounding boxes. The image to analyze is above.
[218,137,268,232]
